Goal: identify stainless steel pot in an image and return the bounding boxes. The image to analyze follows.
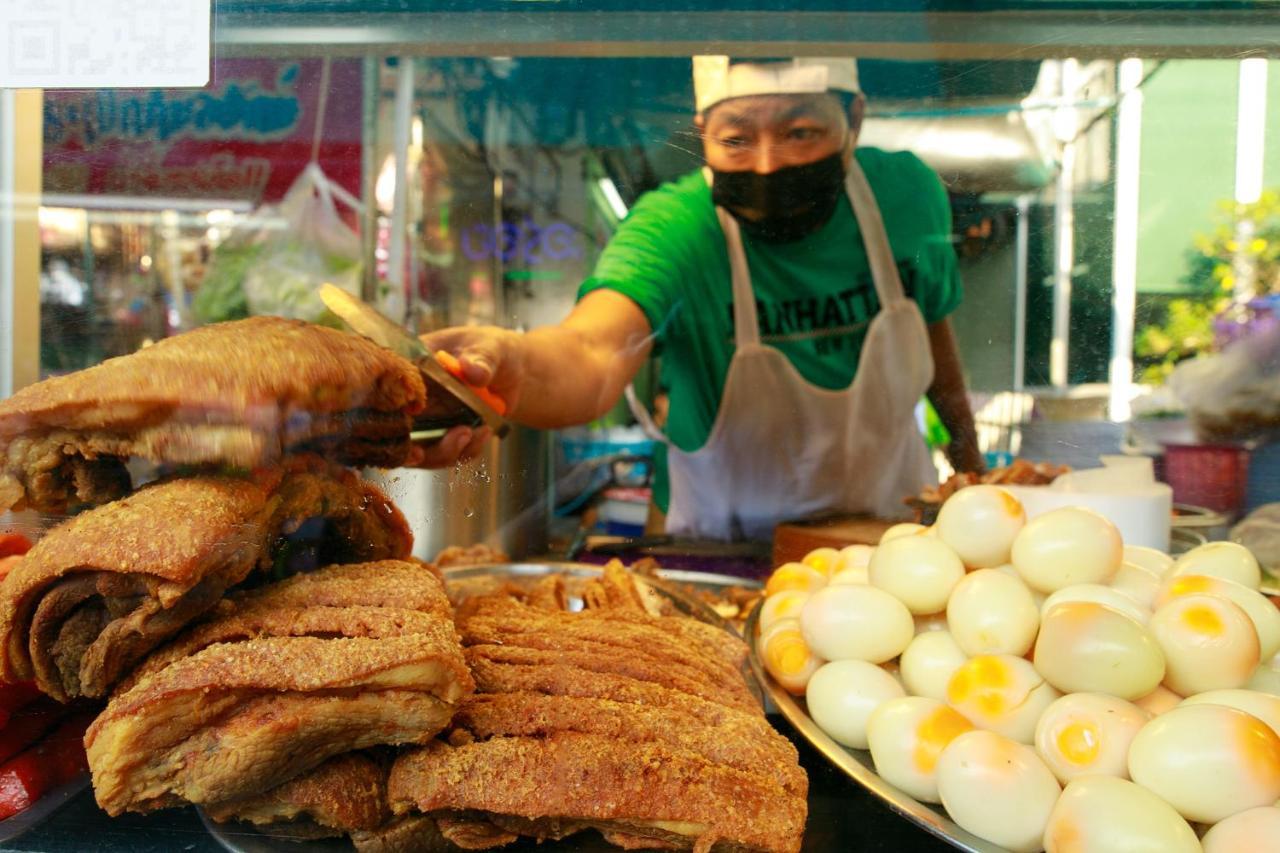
[366,425,551,561]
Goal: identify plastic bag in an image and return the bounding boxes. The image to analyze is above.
[1231,503,1280,577]
[1168,320,1280,442]
[242,164,362,323]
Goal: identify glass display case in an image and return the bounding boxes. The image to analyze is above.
[3,3,1280,852]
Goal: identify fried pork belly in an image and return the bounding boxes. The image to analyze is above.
[0,316,426,513]
[0,458,411,701]
[389,590,807,853]
[86,562,471,816]
[204,752,388,837]
[350,814,506,853]
[389,733,806,853]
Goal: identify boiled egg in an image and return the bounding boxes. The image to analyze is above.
[833,544,875,574]
[914,611,950,635]
[1011,507,1123,593]
[935,485,1027,569]
[1033,692,1149,783]
[1149,593,1260,695]
[881,523,928,543]
[801,547,842,576]
[1171,540,1262,589]
[946,568,1040,657]
[1201,805,1280,853]
[828,565,869,586]
[1128,703,1280,824]
[1109,561,1164,612]
[1033,600,1166,700]
[800,584,914,664]
[1040,582,1149,625]
[759,618,823,695]
[900,630,968,702]
[868,535,965,615]
[1043,775,1200,853]
[867,696,974,804]
[1156,573,1280,661]
[1124,544,1176,578]
[936,730,1061,853]
[805,659,904,750]
[1248,663,1280,696]
[946,654,1061,743]
[764,562,826,598]
[1180,689,1280,737]
[1134,685,1184,716]
[757,589,811,635]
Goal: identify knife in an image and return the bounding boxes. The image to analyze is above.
[318,284,511,439]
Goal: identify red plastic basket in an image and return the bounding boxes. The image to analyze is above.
[1161,444,1251,517]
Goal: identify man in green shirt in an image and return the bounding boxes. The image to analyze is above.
[420,57,982,540]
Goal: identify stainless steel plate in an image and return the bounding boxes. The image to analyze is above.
[202,561,757,853]
[744,603,1005,853]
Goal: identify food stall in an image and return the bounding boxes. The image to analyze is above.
[1,2,1280,851]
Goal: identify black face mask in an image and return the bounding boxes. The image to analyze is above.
[710,152,846,244]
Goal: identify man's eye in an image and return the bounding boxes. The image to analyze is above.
[719,135,749,149]
[787,127,823,141]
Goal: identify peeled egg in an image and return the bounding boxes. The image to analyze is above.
[1043,775,1200,853]
[1011,507,1123,593]
[880,523,927,543]
[1040,583,1149,625]
[764,562,826,598]
[867,696,974,804]
[1124,544,1176,578]
[805,659,904,749]
[901,630,969,702]
[801,547,842,576]
[1180,689,1280,737]
[936,730,1061,853]
[868,536,965,615]
[946,568,1040,657]
[759,618,823,695]
[1033,600,1166,700]
[1171,541,1262,590]
[1149,593,1260,695]
[1033,692,1149,783]
[1248,664,1280,696]
[757,589,811,635]
[1134,685,1184,716]
[800,584,914,664]
[1156,573,1280,662]
[1201,805,1280,853]
[1109,562,1164,612]
[946,654,1061,743]
[833,544,875,574]
[1128,703,1280,823]
[828,565,869,586]
[935,485,1027,569]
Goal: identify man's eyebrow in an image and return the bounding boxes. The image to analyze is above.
[708,109,752,129]
[778,100,831,123]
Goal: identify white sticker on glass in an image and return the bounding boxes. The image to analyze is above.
[1,0,210,88]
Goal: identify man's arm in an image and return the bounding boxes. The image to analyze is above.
[925,319,984,474]
[422,289,654,429]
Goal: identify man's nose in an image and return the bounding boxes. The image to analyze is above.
[747,142,782,175]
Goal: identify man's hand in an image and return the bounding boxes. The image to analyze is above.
[404,291,654,469]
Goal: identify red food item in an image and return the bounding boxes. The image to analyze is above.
[0,699,64,765]
[0,534,31,559]
[0,712,92,821]
[0,682,44,728]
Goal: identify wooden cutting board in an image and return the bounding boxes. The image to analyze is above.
[772,515,896,567]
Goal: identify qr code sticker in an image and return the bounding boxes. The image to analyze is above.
[1,0,209,88]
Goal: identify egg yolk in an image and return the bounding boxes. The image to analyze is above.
[765,564,821,597]
[1234,713,1280,786]
[764,630,812,677]
[999,490,1025,519]
[1055,721,1101,767]
[912,707,974,773]
[1180,603,1225,637]
[1167,575,1214,598]
[947,656,1012,716]
[802,552,834,575]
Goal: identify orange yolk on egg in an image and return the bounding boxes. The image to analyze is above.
[912,706,974,773]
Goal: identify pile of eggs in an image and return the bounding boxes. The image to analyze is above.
[759,485,1280,853]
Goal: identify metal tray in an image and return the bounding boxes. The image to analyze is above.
[744,602,1005,853]
[203,561,758,853]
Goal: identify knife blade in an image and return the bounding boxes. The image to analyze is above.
[319,284,511,438]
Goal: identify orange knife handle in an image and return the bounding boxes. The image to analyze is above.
[433,352,508,417]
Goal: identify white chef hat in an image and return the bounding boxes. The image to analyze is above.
[692,56,861,114]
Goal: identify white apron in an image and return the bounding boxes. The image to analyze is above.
[632,159,938,541]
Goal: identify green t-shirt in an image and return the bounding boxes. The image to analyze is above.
[578,147,962,513]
